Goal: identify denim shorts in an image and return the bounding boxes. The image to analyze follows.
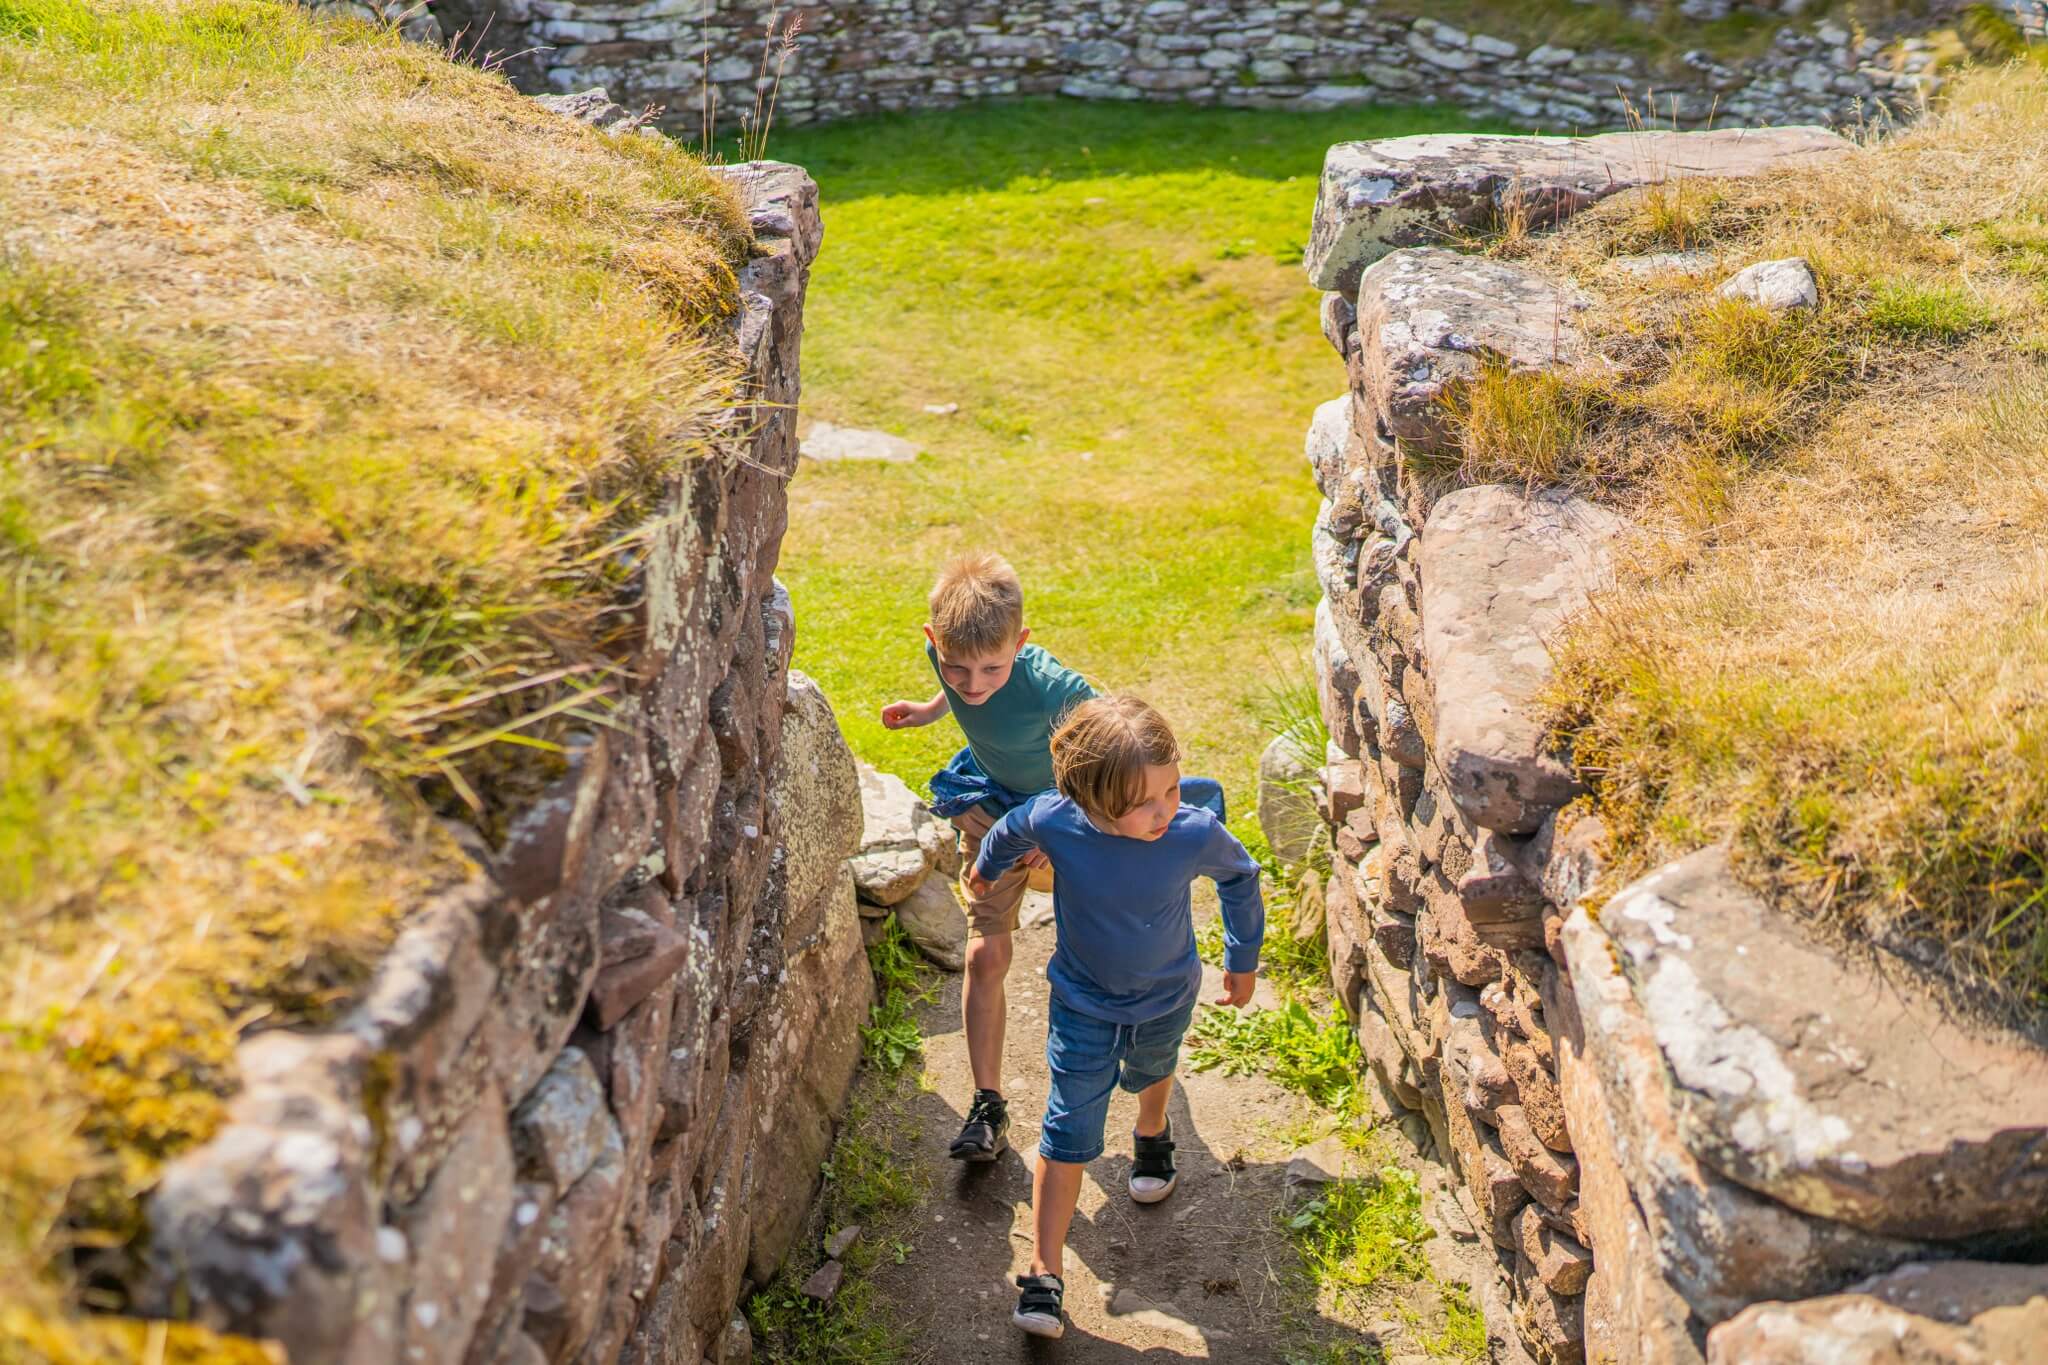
[1038,993,1197,1164]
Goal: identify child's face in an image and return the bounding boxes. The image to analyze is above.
[1104,762,1182,841]
[926,626,1027,705]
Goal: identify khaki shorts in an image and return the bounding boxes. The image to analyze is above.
[951,805,1032,938]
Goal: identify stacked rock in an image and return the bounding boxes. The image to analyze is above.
[139,156,888,1365]
[415,1,1940,140]
[1297,127,2048,1365]
[850,763,969,970]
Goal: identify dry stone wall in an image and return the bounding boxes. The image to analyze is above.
[139,118,864,1365]
[1291,128,2048,1365]
[381,0,1970,135]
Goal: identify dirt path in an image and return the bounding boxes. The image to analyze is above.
[844,897,1461,1364]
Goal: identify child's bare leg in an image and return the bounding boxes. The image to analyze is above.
[1133,1073,1172,1138]
[963,931,1012,1092]
[1029,1156,1085,1279]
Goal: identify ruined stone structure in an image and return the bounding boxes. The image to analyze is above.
[397,0,1960,136]
[1296,128,2048,1363]
[138,137,868,1365]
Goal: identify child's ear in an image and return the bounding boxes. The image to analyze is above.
[1014,626,1031,654]
[923,623,938,650]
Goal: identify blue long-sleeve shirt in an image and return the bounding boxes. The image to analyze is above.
[975,792,1265,1024]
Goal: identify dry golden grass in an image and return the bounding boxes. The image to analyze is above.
[1496,63,2048,1023]
[0,0,751,1349]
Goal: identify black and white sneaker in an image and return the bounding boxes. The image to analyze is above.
[948,1089,1010,1162]
[1129,1121,1178,1204]
[1012,1273,1066,1338]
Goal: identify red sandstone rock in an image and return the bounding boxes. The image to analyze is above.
[1417,486,1626,834]
[1706,1262,2048,1365]
[1504,1040,1571,1155]
[1498,1104,1578,1213]
[1599,846,2048,1241]
[1517,1204,1592,1296]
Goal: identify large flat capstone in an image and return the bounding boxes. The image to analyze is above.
[1305,127,1854,295]
[1418,486,1625,834]
[1706,1261,2048,1364]
[1599,846,2048,1241]
[1554,907,1932,1328]
[1354,248,1593,453]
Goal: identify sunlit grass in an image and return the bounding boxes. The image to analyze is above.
[0,0,748,1345]
[1534,65,2048,1019]
[767,99,1491,816]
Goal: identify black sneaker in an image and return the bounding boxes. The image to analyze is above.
[1012,1273,1065,1338]
[1129,1120,1177,1204]
[948,1089,1009,1162]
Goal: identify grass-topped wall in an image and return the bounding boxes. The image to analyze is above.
[0,0,758,1351]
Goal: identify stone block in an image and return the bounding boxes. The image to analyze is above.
[744,860,872,1285]
[1499,1103,1579,1212]
[1556,906,1934,1325]
[495,732,608,908]
[768,671,862,917]
[849,762,935,906]
[1505,1040,1571,1154]
[1353,246,1593,453]
[143,1031,395,1363]
[1314,597,1365,759]
[346,880,501,1204]
[1258,732,1321,869]
[1326,863,1368,1017]
[1517,1203,1593,1296]
[894,874,967,972]
[1600,846,2048,1241]
[1419,884,1504,988]
[588,892,691,1031]
[510,1047,615,1193]
[398,1081,516,1365]
[1305,127,1854,294]
[1359,1006,1426,1109]
[1322,759,1366,826]
[1419,486,1626,833]
[1705,1261,2048,1364]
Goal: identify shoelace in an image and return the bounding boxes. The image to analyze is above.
[966,1094,1005,1128]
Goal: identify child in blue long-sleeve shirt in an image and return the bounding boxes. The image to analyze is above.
[965,694,1265,1340]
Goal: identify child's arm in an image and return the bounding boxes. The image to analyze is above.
[880,690,950,729]
[963,802,1040,897]
[1202,821,1266,1006]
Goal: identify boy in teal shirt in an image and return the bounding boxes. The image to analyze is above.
[881,553,1095,1161]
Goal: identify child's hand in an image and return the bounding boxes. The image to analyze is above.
[1214,970,1257,1007]
[963,868,997,898]
[879,699,927,729]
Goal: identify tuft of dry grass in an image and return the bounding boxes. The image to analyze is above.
[0,0,752,1347]
[1526,63,2048,1024]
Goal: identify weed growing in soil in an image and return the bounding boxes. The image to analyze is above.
[749,929,936,1363]
[860,918,933,1073]
[745,1085,926,1364]
[1189,999,1363,1114]
[1286,1165,1430,1297]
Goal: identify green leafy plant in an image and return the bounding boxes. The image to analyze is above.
[1188,998,1362,1114]
[1285,1164,1431,1297]
[859,918,933,1074]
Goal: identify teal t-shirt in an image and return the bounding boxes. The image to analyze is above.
[926,642,1095,795]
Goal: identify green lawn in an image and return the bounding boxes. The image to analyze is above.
[768,100,1486,810]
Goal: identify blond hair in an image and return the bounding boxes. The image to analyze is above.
[1052,695,1181,821]
[928,552,1025,658]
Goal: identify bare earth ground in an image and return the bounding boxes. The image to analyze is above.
[841,900,1508,1365]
